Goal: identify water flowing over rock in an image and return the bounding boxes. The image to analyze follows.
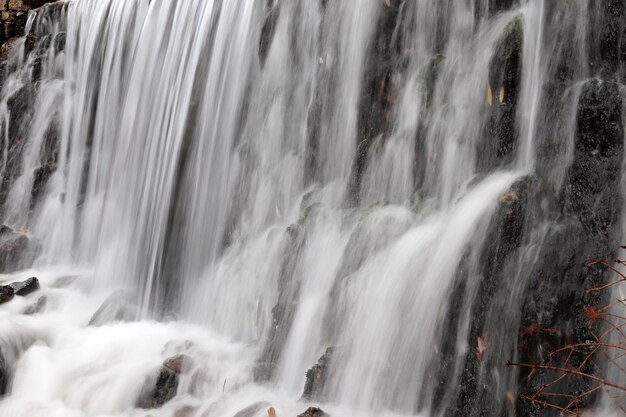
[88,290,137,326]
[0,1,624,417]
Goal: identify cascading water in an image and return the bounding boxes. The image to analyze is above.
[0,0,624,417]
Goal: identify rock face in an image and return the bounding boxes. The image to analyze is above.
[477,15,523,171]
[514,78,625,416]
[302,347,334,401]
[347,0,403,203]
[0,0,58,45]
[0,2,64,225]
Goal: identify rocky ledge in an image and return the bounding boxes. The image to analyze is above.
[0,0,58,45]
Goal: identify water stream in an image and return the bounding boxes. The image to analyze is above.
[0,0,624,416]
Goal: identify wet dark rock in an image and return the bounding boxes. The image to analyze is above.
[514,79,624,416]
[474,0,518,21]
[413,53,445,190]
[88,290,137,326]
[0,284,13,304]
[588,0,626,81]
[436,176,538,417]
[6,84,33,143]
[565,80,623,230]
[297,407,328,417]
[9,277,39,296]
[137,366,179,409]
[23,294,46,314]
[347,0,403,203]
[137,353,192,409]
[30,118,60,208]
[0,85,35,213]
[477,15,523,171]
[302,347,334,401]
[232,402,271,417]
[53,31,64,52]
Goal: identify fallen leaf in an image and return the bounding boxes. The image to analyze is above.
[475,333,488,361]
[268,407,276,417]
[487,85,493,106]
[318,56,324,65]
[583,305,601,324]
[506,391,516,407]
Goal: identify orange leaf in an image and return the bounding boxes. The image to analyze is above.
[475,333,488,361]
[583,305,601,323]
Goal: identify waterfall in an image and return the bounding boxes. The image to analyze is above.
[0,0,624,416]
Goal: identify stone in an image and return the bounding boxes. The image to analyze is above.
[9,277,39,296]
[136,366,179,409]
[302,347,334,401]
[296,407,328,417]
[0,284,13,304]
